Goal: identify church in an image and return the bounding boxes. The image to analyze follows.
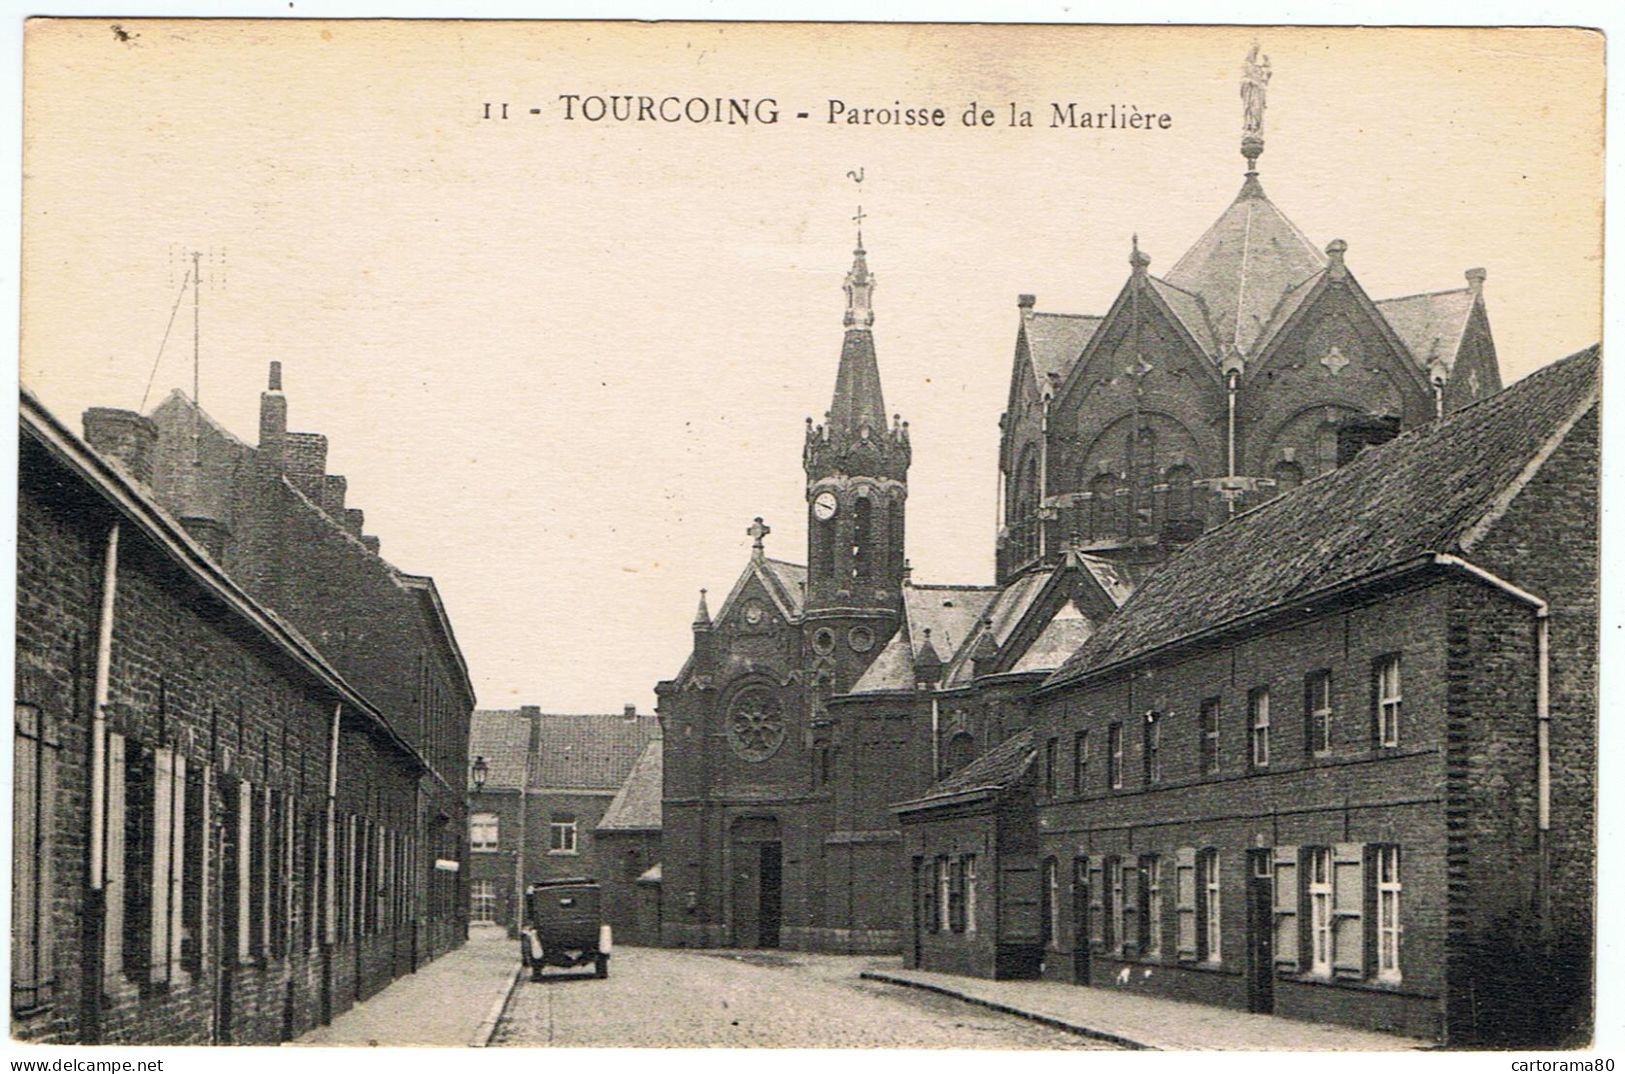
[656,50,1512,960]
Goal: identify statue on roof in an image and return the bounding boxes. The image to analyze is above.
[1241,43,1271,138]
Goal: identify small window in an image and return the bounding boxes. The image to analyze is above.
[549,814,578,855]
[1199,697,1221,774]
[1307,847,1333,977]
[1143,711,1162,784]
[1198,848,1221,964]
[964,855,978,934]
[1305,670,1333,756]
[470,812,499,852]
[1375,846,1402,982]
[1107,723,1124,789]
[1375,655,1402,747]
[1249,688,1271,768]
[1141,855,1162,959]
[1073,730,1089,794]
[470,879,498,924]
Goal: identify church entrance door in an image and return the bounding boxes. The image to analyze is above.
[758,843,783,949]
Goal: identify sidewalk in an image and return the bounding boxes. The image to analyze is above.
[861,966,1424,1051]
[293,931,519,1047]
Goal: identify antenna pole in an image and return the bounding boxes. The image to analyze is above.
[192,250,201,464]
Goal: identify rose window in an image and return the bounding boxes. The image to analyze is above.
[727,687,787,762]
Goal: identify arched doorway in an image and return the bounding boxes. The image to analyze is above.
[729,816,783,949]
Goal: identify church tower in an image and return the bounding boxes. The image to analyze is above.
[803,222,910,692]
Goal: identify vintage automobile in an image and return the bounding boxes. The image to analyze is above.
[520,877,612,980]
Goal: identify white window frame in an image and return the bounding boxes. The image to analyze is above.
[1377,655,1402,747]
[549,814,578,855]
[1250,688,1271,768]
[1200,697,1221,774]
[1108,723,1124,789]
[470,811,499,852]
[1376,846,1402,982]
[1046,858,1062,951]
[1308,670,1333,756]
[1308,847,1333,977]
[1108,857,1126,954]
[470,878,498,924]
[1144,712,1162,784]
[1200,849,1221,964]
[964,855,978,934]
[1144,855,1162,959]
[937,856,952,932]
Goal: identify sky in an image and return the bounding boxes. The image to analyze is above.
[19,22,1604,713]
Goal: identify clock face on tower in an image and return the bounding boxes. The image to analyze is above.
[812,490,839,521]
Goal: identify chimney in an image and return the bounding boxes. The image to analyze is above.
[1017,294,1036,319]
[623,703,638,721]
[1465,267,1487,294]
[1325,239,1349,280]
[259,362,287,462]
[522,705,543,771]
[83,407,158,487]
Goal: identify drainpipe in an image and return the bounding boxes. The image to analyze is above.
[928,686,940,781]
[1038,396,1051,560]
[325,703,341,946]
[1432,554,1551,922]
[1225,370,1240,482]
[86,522,119,1043]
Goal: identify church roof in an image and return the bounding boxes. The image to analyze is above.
[468,709,531,790]
[1009,600,1096,674]
[596,738,663,832]
[1164,176,1327,358]
[1024,312,1104,388]
[943,568,1053,686]
[761,558,808,617]
[519,711,661,790]
[848,582,1000,694]
[1046,344,1599,691]
[894,727,1035,813]
[1376,287,1479,377]
[828,327,888,436]
[1147,276,1220,356]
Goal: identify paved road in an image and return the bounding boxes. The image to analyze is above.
[493,946,1114,1048]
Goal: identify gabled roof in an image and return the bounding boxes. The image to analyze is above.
[894,728,1035,813]
[1250,267,1328,359]
[1077,553,1136,608]
[1024,312,1105,388]
[596,738,663,832]
[468,710,531,790]
[942,569,1053,686]
[1376,287,1479,377]
[712,555,807,628]
[1009,600,1096,674]
[1164,176,1327,358]
[491,711,662,789]
[1147,276,1220,357]
[1046,345,1600,690]
[848,582,1000,694]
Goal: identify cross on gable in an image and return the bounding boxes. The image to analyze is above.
[747,516,772,552]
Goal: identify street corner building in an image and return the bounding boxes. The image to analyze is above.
[13,369,476,1045]
[654,57,1598,1049]
[465,706,658,940]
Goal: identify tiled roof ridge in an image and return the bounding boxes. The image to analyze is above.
[1029,310,1103,321]
[1375,284,1475,306]
[763,556,807,570]
[907,581,1003,593]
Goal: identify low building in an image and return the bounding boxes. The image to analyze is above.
[465,706,659,930]
[594,738,663,945]
[1029,347,1599,1046]
[15,390,436,1044]
[895,729,1042,979]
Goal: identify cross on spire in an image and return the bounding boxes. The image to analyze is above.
[747,516,772,557]
[853,205,867,250]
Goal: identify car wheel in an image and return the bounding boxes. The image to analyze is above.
[595,954,609,979]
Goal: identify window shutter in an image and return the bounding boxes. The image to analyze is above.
[1272,845,1299,971]
[166,752,187,982]
[1332,842,1365,977]
[1086,859,1104,946]
[102,732,127,989]
[1175,847,1197,960]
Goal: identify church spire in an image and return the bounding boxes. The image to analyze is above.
[826,214,888,438]
[843,206,875,330]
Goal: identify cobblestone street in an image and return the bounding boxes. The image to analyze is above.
[492,946,1113,1048]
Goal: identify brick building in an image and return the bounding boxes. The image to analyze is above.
[466,710,531,935]
[594,739,664,945]
[1027,347,1598,1045]
[14,390,442,1044]
[90,364,477,962]
[465,706,658,934]
[657,59,1512,959]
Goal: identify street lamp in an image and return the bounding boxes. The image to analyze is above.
[470,755,488,793]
